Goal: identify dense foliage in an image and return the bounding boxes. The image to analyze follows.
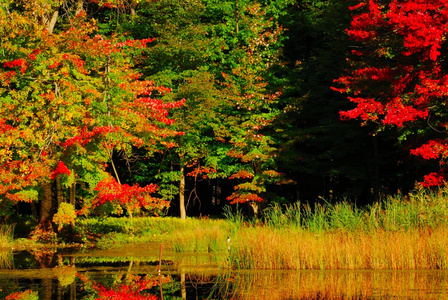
[333,0,448,188]
[0,0,446,230]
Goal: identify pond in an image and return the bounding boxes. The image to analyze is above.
[1,244,448,299]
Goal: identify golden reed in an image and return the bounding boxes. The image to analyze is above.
[228,227,448,270]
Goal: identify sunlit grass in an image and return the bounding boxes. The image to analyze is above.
[0,224,14,269]
[224,188,448,270]
[77,216,234,251]
[261,188,448,232]
[226,226,448,270]
[0,224,14,248]
[0,250,13,269]
[69,188,448,270]
[171,224,227,253]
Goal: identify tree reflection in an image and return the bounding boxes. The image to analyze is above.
[5,290,38,300]
[2,271,170,300]
[79,273,170,300]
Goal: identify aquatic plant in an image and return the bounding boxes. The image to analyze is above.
[223,188,448,270]
[171,225,226,253]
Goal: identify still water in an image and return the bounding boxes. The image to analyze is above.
[1,244,448,299]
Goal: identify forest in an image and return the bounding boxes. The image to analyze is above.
[1,0,448,232]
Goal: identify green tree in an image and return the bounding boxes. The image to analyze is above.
[118,0,226,219]
[203,1,291,217]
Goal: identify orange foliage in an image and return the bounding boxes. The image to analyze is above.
[227,193,263,204]
[229,170,254,179]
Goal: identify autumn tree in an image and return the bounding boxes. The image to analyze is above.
[333,0,448,188]
[0,2,183,230]
[273,0,397,203]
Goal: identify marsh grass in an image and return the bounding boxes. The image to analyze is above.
[227,227,448,270]
[226,188,448,270]
[0,250,13,269]
[74,188,448,270]
[0,224,14,248]
[222,205,247,229]
[0,224,14,269]
[261,188,448,232]
[172,225,227,253]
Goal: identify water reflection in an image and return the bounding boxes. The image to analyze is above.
[212,270,448,299]
[1,246,448,299]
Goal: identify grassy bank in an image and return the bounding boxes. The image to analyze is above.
[3,188,448,270]
[74,216,235,252]
[226,188,448,270]
[71,188,448,270]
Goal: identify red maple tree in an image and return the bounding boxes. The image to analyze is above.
[333,0,448,187]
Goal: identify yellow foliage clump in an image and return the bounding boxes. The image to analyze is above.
[52,203,76,231]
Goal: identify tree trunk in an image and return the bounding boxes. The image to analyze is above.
[180,267,186,300]
[40,181,53,221]
[126,204,133,219]
[69,182,76,206]
[56,176,63,207]
[75,0,84,15]
[44,10,59,33]
[249,201,259,220]
[179,165,186,220]
[42,278,53,300]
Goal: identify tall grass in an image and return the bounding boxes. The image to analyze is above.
[260,188,448,232]
[171,225,227,253]
[0,224,14,248]
[225,188,448,270]
[222,205,247,228]
[71,188,448,270]
[0,224,14,269]
[227,227,448,270]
